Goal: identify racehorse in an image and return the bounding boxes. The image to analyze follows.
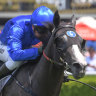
[1,11,87,96]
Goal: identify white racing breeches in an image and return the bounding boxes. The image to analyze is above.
[0,41,24,71]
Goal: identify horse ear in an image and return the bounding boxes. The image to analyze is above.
[71,15,76,27]
[53,10,60,27]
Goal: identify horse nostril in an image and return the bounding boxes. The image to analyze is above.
[72,62,85,79]
[73,63,82,69]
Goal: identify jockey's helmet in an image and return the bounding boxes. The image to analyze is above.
[32,6,54,26]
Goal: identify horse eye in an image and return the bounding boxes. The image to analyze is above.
[62,35,68,42]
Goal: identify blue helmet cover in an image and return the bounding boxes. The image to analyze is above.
[32,6,54,26]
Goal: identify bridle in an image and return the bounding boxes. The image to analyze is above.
[43,24,96,92]
[43,50,66,67]
[43,24,75,66]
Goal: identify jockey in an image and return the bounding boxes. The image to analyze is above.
[0,6,54,79]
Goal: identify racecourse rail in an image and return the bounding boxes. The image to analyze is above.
[0,12,96,19]
[0,12,96,25]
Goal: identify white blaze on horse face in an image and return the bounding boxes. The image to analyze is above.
[72,45,87,66]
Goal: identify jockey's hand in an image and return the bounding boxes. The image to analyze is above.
[31,42,43,54]
[38,46,43,54]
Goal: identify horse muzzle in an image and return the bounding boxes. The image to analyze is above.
[71,62,86,79]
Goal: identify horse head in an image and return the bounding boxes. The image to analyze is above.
[53,11,87,79]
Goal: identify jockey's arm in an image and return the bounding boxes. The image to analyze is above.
[87,64,96,69]
[7,26,40,61]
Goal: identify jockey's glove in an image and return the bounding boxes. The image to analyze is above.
[38,46,43,54]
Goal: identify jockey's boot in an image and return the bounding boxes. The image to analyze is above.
[0,64,12,79]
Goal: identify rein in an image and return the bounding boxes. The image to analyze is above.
[43,51,65,67]
[63,75,96,91]
[11,74,37,96]
[9,69,37,96]
[43,51,50,61]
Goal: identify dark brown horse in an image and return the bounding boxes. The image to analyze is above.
[1,11,87,96]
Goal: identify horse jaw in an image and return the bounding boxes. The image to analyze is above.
[71,45,87,79]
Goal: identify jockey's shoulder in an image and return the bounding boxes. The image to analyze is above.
[5,15,32,27]
[3,15,32,32]
[10,15,32,23]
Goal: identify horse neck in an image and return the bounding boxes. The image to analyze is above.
[31,35,64,96]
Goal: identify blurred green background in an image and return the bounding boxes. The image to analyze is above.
[60,75,96,96]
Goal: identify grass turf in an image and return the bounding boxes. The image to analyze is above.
[60,75,96,96]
